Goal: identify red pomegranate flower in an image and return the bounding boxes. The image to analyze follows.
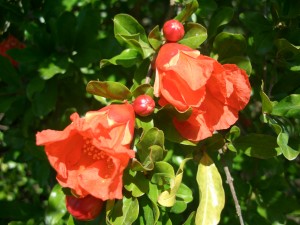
[66,195,104,221]
[36,103,135,200]
[154,43,251,141]
[0,35,25,66]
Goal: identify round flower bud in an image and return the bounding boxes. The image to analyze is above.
[66,195,104,221]
[163,19,185,42]
[132,94,155,117]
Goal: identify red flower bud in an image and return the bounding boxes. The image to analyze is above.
[66,195,104,221]
[132,94,155,117]
[163,19,185,42]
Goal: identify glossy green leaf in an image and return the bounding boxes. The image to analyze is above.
[170,183,193,214]
[225,125,241,144]
[133,128,165,171]
[158,157,192,207]
[116,34,155,59]
[86,80,132,100]
[213,32,247,60]
[195,152,225,225]
[221,56,252,75]
[232,134,279,159]
[260,81,273,114]
[151,161,175,186]
[139,196,160,225]
[154,106,196,146]
[183,211,196,225]
[208,7,234,38]
[270,124,299,160]
[179,22,207,49]
[124,169,149,197]
[45,184,67,225]
[175,0,199,22]
[272,94,300,118]
[132,84,154,98]
[114,14,148,44]
[100,49,142,68]
[275,38,300,55]
[107,195,139,225]
[148,25,163,50]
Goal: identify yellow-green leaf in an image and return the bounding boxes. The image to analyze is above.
[196,152,225,225]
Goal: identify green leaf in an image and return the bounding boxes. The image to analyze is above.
[151,161,175,186]
[86,80,132,100]
[107,195,139,225]
[213,32,247,60]
[239,12,273,33]
[270,123,299,160]
[139,196,160,225]
[154,106,196,146]
[260,81,273,114]
[124,169,149,197]
[195,152,225,225]
[132,128,165,171]
[200,133,225,152]
[275,38,300,55]
[175,0,199,23]
[208,7,234,38]
[0,56,21,87]
[170,183,193,214]
[32,79,58,117]
[179,22,207,49]
[183,211,196,225]
[38,62,66,80]
[225,125,241,143]
[220,56,252,75]
[232,134,279,159]
[272,94,300,118]
[45,184,67,225]
[114,14,148,44]
[100,49,142,68]
[132,84,154,98]
[148,25,163,50]
[158,157,192,207]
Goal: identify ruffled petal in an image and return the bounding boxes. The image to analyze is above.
[173,109,213,141]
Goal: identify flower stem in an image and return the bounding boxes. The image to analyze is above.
[218,148,245,225]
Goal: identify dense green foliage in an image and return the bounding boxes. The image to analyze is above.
[0,0,300,224]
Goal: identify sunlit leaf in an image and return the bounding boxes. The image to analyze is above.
[179,22,207,49]
[45,184,67,225]
[107,195,139,225]
[195,152,225,225]
[175,0,199,22]
[158,157,192,207]
[100,49,142,68]
[86,80,132,100]
[148,25,163,50]
[213,32,247,60]
[272,94,300,118]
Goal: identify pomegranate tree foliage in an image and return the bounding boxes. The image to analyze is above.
[0,0,300,224]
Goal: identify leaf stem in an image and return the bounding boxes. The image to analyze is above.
[218,148,245,225]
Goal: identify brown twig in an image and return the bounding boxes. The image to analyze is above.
[218,148,245,225]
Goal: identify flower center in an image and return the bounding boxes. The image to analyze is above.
[82,138,107,160]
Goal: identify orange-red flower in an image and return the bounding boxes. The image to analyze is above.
[66,195,104,221]
[154,43,251,141]
[36,103,135,200]
[0,35,25,66]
